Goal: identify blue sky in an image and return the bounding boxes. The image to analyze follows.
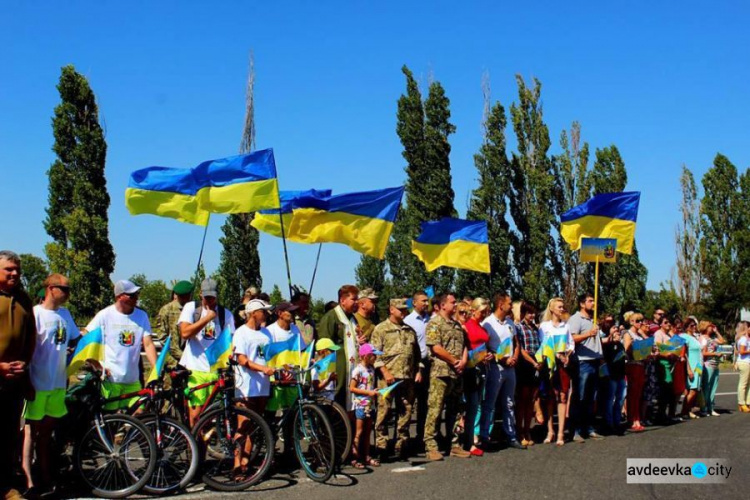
[2,1,748,301]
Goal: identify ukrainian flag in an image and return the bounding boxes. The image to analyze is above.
[146,337,171,384]
[535,335,557,373]
[495,337,513,360]
[126,149,281,225]
[411,218,490,273]
[264,335,303,369]
[378,380,402,398]
[286,186,404,259]
[467,344,487,368]
[560,191,640,254]
[632,337,654,361]
[67,327,104,376]
[312,352,337,380]
[251,189,332,239]
[205,326,233,371]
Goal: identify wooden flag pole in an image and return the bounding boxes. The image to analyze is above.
[593,255,600,325]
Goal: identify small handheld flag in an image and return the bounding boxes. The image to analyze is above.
[378,380,403,398]
[146,337,171,384]
[467,344,487,368]
[495,337,513,361]
[312,352,337,380]
[67,327,104,376]
[205,326,233,371]
[632,337,655,361]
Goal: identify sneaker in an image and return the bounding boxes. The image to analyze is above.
[588,431,605,440]
[426,450,444,461]
[572,432,585,443]
[508,440,527,449]
[449,446,471,458]
[470,447,484,457]
[739,405,750,413]
[711,411,720,417]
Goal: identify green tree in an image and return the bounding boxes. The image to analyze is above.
[456,77,511,298]
[556,122,590,307]
[355,256,386,295]
[700,153,744,327]
[217,53,262,312]
[675,165,703,314]
[269,284,284,305]
[584,145,647,318]
[129,273,171,320]
[44,65,116,319]
[507,76,559,305]
[191,262,206,300]
[20,253,49,297]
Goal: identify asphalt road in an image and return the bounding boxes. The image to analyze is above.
[80,371,749,500]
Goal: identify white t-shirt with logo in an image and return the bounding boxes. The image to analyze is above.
[264,321,305,347]
[177,302,236,372]
[232,325,271,398]
[31,305,81,391]
[85,305,152,385]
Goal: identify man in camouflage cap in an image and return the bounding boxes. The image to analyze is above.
[423,293,469,461]
[157,280,194,367]
[371,298,423,460]
[354,287,378,342]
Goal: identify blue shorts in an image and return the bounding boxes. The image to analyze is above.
[355,407,372,420]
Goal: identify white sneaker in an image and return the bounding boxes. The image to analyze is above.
[711,411,720,417]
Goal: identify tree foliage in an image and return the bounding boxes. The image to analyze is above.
[44,65,115,319]
[20,253,49,297]
[129,273,171,320]
[675,165,703,313]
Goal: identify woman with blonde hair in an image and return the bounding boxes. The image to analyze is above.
[461,298,492,455]
[538,298,574,446]
[622,311,647,431]
[736,321,750,412]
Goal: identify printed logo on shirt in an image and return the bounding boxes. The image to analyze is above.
[54,322,67,345]
[119,330,136,347]
[203,321,216,340]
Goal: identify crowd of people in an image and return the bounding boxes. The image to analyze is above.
[2,249,750,499]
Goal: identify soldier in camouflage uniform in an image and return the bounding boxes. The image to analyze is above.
[157,280,194,367]
[371,298,423,459]
[423,293,470,461]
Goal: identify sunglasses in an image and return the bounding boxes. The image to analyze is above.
[51,285,70,293]
[458,311,470,316]
[634,319,643,324]
[125,292,140,299]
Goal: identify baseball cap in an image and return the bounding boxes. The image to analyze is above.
[114,280,141,296]
[245,299,273,313]
[360,288,378,300]
[201,278,218,297]
[390,298,409,310]
[316,338,341,352]
[359,343,383,357]
[173,280,194,295]
[275,301,299,313]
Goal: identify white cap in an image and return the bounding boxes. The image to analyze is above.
[114,280,141,296]
[245,299,273,313]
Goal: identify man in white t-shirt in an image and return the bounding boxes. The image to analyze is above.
[233,299,274,412]
[22,273,80,495]
[178,278,235,425]
[84,280,157,411]
[265,301,305,412]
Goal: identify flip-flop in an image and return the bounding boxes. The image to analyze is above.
[351,460,365,469]
[365,457,381,467]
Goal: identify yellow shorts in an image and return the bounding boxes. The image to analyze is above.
[24,389,67,421]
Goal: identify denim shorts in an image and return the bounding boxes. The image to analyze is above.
[355,406,372,420]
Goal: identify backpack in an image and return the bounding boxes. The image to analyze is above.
[192,300,226,332]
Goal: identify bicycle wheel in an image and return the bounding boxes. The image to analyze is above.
[320,400,352,465]
[140,416,200,495]
[75,414,157,499]
[293,403,336,482]
[193,406,274,491]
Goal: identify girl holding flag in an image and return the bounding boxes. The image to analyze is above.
[538,298,574,446]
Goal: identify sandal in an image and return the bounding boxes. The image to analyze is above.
[556,434,565,447]
[543,432,555,444]
[231,466,249,481]
[365,457,381,467]
[351,459,365,469]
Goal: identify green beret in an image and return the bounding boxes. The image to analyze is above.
[173,280,194,295]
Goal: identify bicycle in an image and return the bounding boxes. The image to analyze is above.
[61,361,157,499]
[125,376,200,495]
[189,359,275,491]
[313,396,353,466]
[269,365,337,482]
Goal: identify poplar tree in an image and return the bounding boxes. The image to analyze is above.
[44,65,115,319]
[456,76,511,298]
[217,54,262,311]
[507,76,559,305]
[675,165,703,313]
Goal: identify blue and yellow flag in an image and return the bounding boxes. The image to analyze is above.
[286,186,404,259]
[205,326,233,371]
[126,149,281,226]
[265,334,304,369]
[657,335,686,356]
[535,335,557,374]
[251,189,332,239]
[632,337,655,361]
[467,344,487,368]
[560,192,640,254]
[411,218,490,273]
[495,337,513,361]
[312,352,337,380]
[67,327,105,376]
[146,337,171,384]
[378,380,403,398]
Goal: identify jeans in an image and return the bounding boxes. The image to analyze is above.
[462,376,482,450]
[573,359,599,435]
[701,365,719,413]
[605,377,626,428]
[477,363,517,441]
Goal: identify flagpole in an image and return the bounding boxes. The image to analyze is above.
[276,197,294,300]
[593,255,599,326]
[194,214,211,289]
[309,243,323,295]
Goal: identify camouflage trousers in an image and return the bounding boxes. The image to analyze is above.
[423,376,462,452]
[375,378,415,451]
